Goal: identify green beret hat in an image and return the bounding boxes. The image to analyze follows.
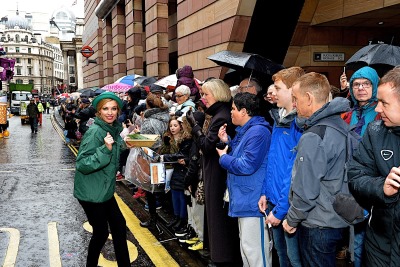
[92,91,123,110]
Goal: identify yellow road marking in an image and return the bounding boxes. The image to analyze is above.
[115,194,179,267]
[48,222,62,267]
[0,227,20,267]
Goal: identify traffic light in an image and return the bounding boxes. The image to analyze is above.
[5,69,13,80]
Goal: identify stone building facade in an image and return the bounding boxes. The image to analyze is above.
[82,0,400,89]
[0,11,64,96]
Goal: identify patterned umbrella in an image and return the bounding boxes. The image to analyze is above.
[155,74,201,90]
[115,74,142,86]
[102,82,132,93]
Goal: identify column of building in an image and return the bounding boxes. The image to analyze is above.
[144,1,169,78]
[125,0,144,76]
[101,17,114,86]
[111,4,127,81]
[62,50,69,92]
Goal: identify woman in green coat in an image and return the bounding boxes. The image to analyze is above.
[74,92,130,267]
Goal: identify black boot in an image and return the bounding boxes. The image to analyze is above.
[166,216,180,228]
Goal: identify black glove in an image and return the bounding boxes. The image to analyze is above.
[163,135,171,146]
[186,108,197,128]
[192,124,203,138]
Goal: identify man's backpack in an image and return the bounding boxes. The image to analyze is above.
[306,119,365,225]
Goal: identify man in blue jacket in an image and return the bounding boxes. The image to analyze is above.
[258,66,305,267]
[217,92,272,267]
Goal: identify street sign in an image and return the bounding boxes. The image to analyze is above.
[81,46,94,58]
[314,52,345,62]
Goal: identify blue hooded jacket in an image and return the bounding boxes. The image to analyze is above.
[344,66,380,135]
[262,108,303,220]
[219,116,272,218]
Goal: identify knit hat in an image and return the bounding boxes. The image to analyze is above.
[92,91,123,110]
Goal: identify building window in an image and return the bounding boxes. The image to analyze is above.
[16,79,23,84]
[28,58,32,64]
[28,48,31,53]
[16,47,20,53]
[69,66,75,74]
[16,67,21,75]
[15,34,20,42]
[29,79,34,84]
[16,58,21,63]
[69,77,75,83]
[28,68,32,75]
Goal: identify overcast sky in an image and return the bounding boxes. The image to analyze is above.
[3,0,84,18]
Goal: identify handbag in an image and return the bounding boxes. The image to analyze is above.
[195,180,205,205]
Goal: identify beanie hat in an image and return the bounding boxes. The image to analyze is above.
[92,91,123,110]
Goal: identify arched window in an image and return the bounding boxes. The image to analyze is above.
[15,34,20,42]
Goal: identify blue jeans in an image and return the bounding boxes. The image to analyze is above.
[354,220,367,267]
[171,189,187,218]
[298,225,344,267]
[268,202,302,267]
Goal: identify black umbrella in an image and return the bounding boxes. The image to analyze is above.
[207,50,285,76]
[80,89,96,98]
[94,88,106,96]
[134,76,157,86]
[346,43,400,75]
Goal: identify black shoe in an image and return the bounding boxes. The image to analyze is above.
[178,229,197,243]
[166,216,180,228]
[175,225,191,237]
[173,218,188,233]
[140,219,163,235]
[140,219,154,228]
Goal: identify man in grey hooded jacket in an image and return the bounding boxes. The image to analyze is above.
[283,72,351,267]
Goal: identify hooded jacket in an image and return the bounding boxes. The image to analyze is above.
[342,66,381,135]
[262,108,303,220]
[73,117,123,203]
[219,116,272,217]
[348,121,400,267]
[286,97,351,228]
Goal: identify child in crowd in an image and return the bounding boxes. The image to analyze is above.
[158,116,192,234]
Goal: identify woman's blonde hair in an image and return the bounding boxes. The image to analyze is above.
[201,79,232,102]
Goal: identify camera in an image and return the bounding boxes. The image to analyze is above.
[216,142,227,150]
[124,119,131,125]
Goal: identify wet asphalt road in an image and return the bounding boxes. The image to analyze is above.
[0,111,206,267]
